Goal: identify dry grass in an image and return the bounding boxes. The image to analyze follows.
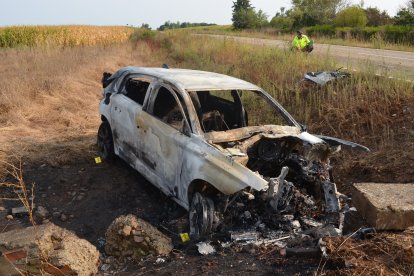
[319,228,414,275]
[0,25,135,48]
[0,40,164,176]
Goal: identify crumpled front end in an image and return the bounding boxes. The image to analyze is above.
[204,125,357,233]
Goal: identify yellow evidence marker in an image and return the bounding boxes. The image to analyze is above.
[180,233,190,242]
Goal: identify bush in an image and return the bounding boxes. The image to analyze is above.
[303,24,414,45]
[306,25,336,37]
[130,29,156,42]
[335,6,368,28]
[270,16,294,30]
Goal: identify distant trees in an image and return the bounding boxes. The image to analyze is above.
[231,0,268,29]
[140,23,151,30]
[270,7,294,30]
[394,0,414,25]
[334,6,367,27]
[289,0,347,28]
[364,7,392,26]
[157,21,216,31]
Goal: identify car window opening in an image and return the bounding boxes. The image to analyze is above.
[125,79,150,105]
[152,87,185,131]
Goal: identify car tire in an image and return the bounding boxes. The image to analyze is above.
[97,121,115,160]
[189,192,214,240]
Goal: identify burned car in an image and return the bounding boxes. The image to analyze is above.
[98,67,368,239]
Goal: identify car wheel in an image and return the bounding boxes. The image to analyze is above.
[189,192,214,240]
[97,121,115,160]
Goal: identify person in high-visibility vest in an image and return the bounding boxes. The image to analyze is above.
[291,31,314,52]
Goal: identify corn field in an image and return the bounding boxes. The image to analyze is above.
[0,25,135,48]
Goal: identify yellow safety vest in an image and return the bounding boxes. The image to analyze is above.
[292,35,311,49]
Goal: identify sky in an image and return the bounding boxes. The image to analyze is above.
[0,0,409,29]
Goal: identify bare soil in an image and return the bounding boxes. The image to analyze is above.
[1,150,338,275]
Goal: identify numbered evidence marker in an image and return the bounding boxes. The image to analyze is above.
[95,157,102,164]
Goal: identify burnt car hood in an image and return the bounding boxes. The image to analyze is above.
[204,125,369,151]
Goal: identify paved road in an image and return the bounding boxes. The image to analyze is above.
[206,35,414,79]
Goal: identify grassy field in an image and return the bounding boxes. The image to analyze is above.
[0,25,134,48]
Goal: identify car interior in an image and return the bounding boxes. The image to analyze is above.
[189,90,247,132]
[124,78,150,105]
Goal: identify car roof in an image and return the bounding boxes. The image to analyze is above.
[114,66,260,91]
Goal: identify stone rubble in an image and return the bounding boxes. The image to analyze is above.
[0,223,100,276]
[105,214,173,261]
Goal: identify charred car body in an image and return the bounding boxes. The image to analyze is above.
[98,67,368,239]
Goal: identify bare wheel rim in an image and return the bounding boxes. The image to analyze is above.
[189,192,211,240]
[97,123,112,159]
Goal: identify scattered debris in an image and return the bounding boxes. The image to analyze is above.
[11,206,28,215]
[350,227,376,240]
[0,223,100,276]
[155,257,166,264]
[105,214,173,260]
[196,242,216,255]
[231,231,258,242]
[101,263,110,272]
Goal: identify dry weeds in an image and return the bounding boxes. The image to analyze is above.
[319,229,414,275]
[0,42,162,176]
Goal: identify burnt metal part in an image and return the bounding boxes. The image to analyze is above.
[303,70,351,86]
[315,135,370,152]
[102,72,113,88]
[322,181,340,213]
[268,167,294,211]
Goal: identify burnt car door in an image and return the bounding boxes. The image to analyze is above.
[136,83,193,198]
[109,75,153,165]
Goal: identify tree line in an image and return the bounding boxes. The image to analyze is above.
[232,0,414,30]
[231,0,414,44]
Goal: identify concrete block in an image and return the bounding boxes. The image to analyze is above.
[352,183,414,230]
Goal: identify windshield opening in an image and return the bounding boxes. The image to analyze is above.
[188,89,293,133]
